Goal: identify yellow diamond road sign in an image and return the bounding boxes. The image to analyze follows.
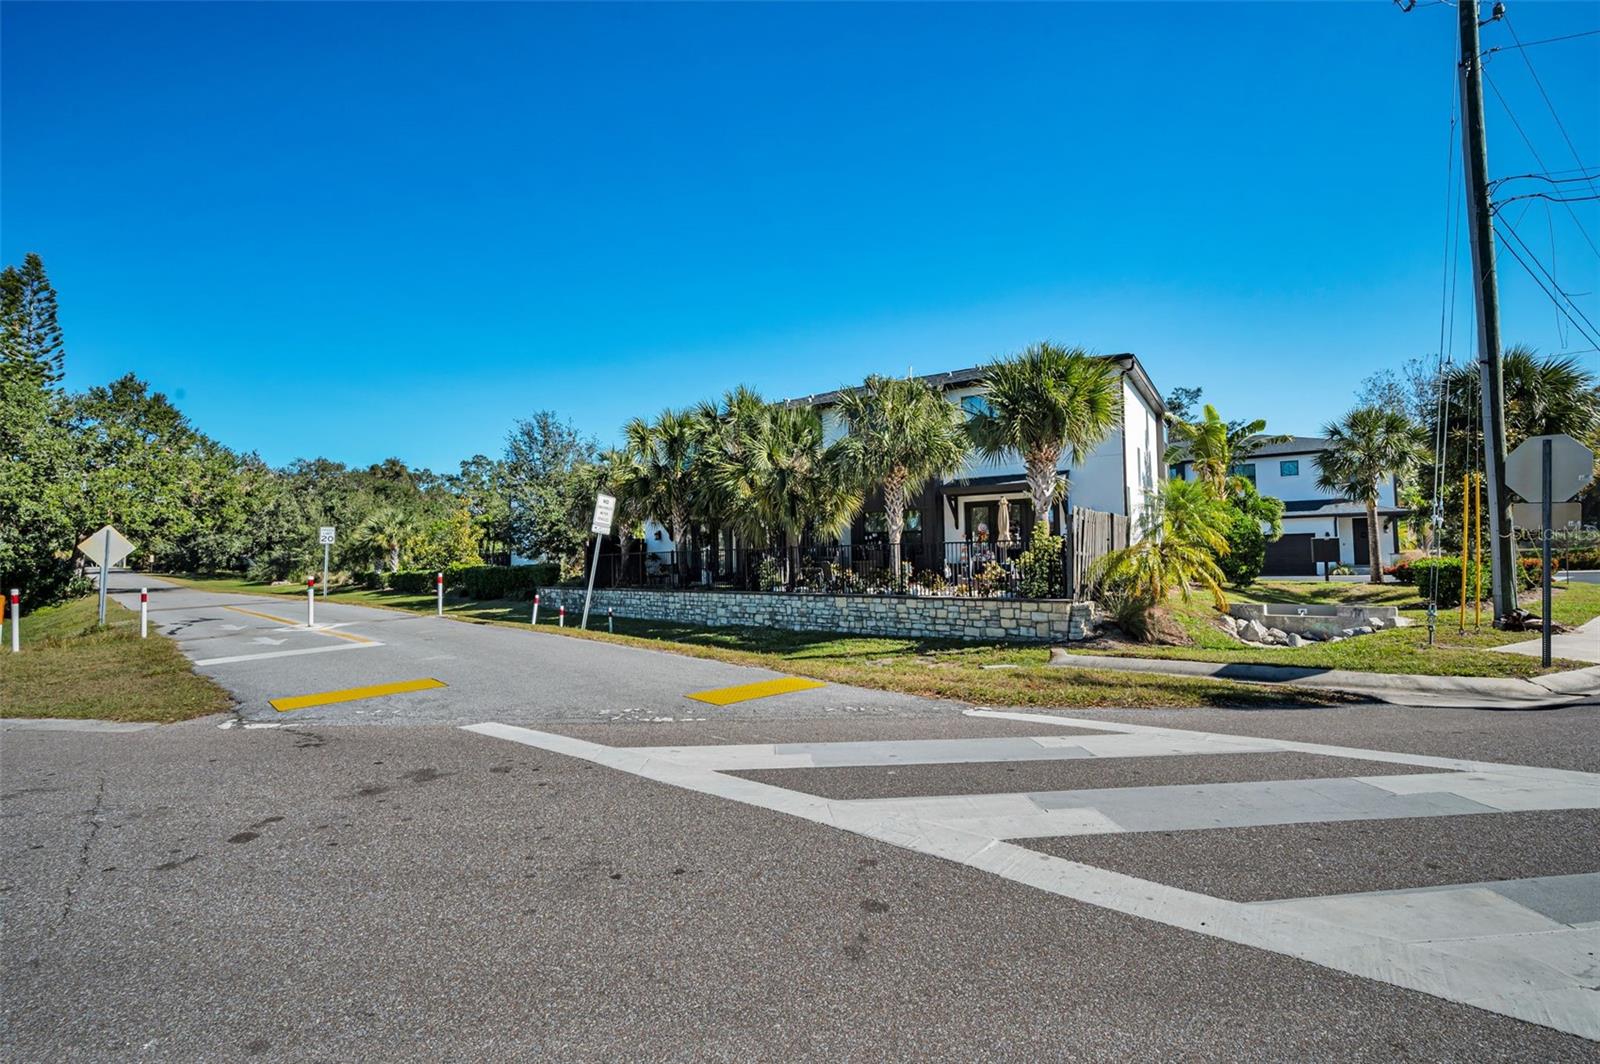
[77,525,136,568]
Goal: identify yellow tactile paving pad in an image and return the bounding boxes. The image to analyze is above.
[685,676,825,706]
[271,678,446,713]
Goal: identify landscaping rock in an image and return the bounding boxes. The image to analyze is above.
[1241,619,1270,643]
[1286,633,1307,648]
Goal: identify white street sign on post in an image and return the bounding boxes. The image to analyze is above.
[78,524,136,627]
[1505,434,1595,504]
[590,493,617,535]
[319,527,335,598]
[1512,502,1581,531]
[580,494,617,630]
[1505,434,1594,667]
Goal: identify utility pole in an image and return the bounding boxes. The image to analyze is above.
[1457,0,1516,622]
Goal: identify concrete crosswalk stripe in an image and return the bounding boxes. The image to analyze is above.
[462,716,1600,1041]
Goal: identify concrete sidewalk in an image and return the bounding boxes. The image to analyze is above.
[1050,650,1600,709]
[1490,615,1600,665]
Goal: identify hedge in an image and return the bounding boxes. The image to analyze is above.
[1407,557,1491,609]
[366,563,559,600]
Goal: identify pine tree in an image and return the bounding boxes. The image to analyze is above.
[0,253,66,387]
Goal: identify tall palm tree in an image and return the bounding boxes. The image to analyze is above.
[1438,345,1600,451]
[1164,403,1291,495]
[1317,406,1428,584]
[356,506,417,573]
[689,386,767,579]
[966,343,1123,531]
[717,403,861,589]
[623,408,703,584]
[1095,477,1233,612]
[836,375,969,578]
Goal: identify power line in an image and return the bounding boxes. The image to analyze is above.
[1492,190,1600,211]
[1493,219,1600,351]
[1483,26,1600,56]
[1502,13,1600,202]
[1483,68,1600,259]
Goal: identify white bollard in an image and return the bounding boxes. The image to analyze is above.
[531,593,540,626]
[559,604,565,628]
[307,576,316,628]
[436,572,444,616]
[607,607,613,634]
[8,589,18,653]
[140,588,149,638]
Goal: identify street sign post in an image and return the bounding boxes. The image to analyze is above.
[77,525,136,627]
[1505,434,1595,666]
[318,527,336,597]
[580,493,617,630]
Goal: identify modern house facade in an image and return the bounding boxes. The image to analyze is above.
[1171,436,1405,575]
[806,354,1166,553]
[637,354,1166,569]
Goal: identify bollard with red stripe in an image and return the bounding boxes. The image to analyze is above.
[8,588,18,653]
[531,593,540,626]
[307,575,316,628]
[559,604,565,628]
[140,588,149,639]
[436,571,444,616]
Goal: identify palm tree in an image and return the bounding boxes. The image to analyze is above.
[1317,406,1428,584]
[966,343,1123,531]
[1095,477,1233,612]
[623,408,703,584]
[717,403,861,589]
[1164,403,1291,495]
[837,375,969,579]
[1438,345,1600,451]
[689,386,767,580]
[356,506,417,573]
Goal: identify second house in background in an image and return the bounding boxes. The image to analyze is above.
[1171,436,1405,576]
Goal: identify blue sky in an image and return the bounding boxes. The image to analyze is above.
[4,1,1598,471]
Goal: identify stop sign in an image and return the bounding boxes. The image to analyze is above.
[1504,434,1595,503]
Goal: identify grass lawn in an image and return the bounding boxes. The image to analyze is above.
[1063,579,1600,679]
[160,572,1355,710]
[0,596,233,723]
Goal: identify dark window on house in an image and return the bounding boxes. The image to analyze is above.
[864,510,921,536]
[1280,460,1299,477]
[1230,462,1257,486]
[960,395,991,418]
[1168,464,1182,480]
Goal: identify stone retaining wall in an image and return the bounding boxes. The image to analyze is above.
[535,586,1080,643]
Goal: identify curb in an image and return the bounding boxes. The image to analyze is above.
[1049,650,1598,709]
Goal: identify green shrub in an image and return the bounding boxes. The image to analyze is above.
[1409,557,1491,609]
[387,570,435,594]
[453,563,558,600]
[1016,523,1066,598]
[1218,510,1265,587]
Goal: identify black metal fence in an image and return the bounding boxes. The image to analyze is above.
[593,536,1072,598]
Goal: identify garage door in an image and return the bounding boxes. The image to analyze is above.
[1263,533,1317,576]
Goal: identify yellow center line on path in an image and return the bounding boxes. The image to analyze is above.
[685,676,826,706]
[271,678,447,713]
[223,605,376,644]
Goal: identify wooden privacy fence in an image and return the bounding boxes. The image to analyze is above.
[1067,506,1129,599]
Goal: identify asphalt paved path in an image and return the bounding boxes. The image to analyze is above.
[3,576,1598,1059]
[113,576,940,727]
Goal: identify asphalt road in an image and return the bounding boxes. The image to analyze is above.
[3,576,1598,1060]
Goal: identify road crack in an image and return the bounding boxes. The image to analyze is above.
[53,775,106,933]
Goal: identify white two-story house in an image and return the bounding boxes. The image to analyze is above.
[796,353,1167,554]
[1170,436,1405,576]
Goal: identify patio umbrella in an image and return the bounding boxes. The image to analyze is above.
[997,498,1011,545]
